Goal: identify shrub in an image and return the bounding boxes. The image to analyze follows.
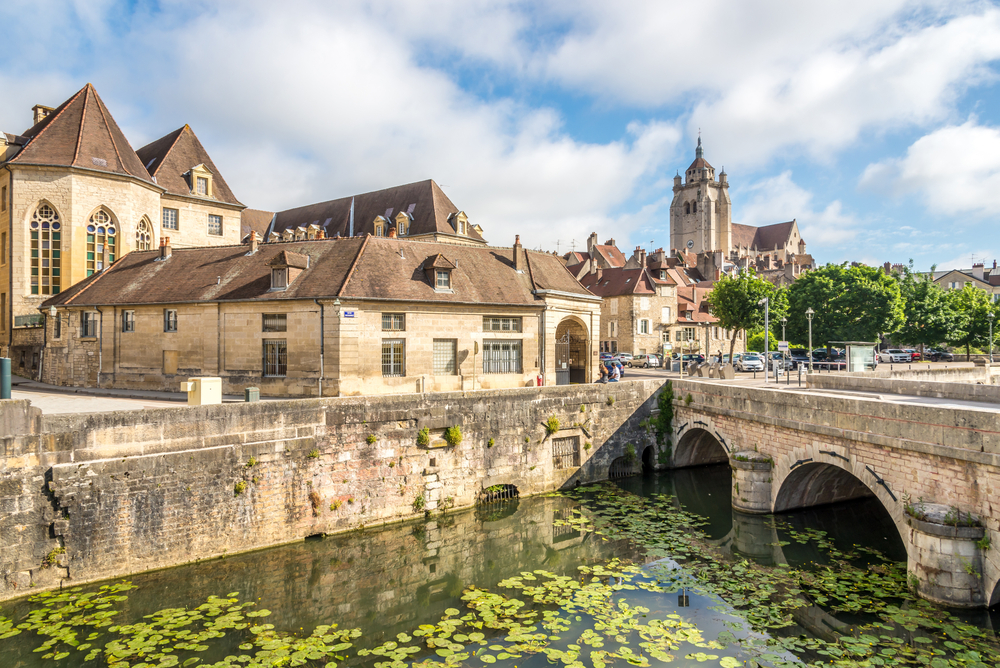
[234,480,247,496]
[580,404,586,413]
[366,434,377,445]
[307,449,320,459]
[584,441,592,451]
[330,500,342,511]
[545,416,560,434]
[444,425,463,446]
[245,456,258,468]
[417,427,430,447]
[487,438,495,448]
[684,393,693,406]
[388,460,395,468]
[624,443,637,465]
[606,395,615,406]
[413,495,426,512]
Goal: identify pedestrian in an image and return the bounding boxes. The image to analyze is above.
[609,362,621,382]
[597,364,608,384]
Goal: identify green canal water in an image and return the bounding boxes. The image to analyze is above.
[2,465,998,667]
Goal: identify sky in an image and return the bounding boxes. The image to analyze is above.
[2,0,999,271]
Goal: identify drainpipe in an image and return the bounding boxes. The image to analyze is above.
[4,164,12,357]
[95,306,104,387]
[539,307,546,385]
[314,299,324,397]
[39,307,46,382]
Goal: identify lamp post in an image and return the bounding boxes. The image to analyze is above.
[758,297,769,382]
[989,311,995,363]
[781,317,787,342]
[806,308,814,373]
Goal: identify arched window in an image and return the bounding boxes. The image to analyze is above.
[29,203,61,295]
[87,209,117,276]
[684,202,690,214]
[136,217,152,251]
[692,201,697,213]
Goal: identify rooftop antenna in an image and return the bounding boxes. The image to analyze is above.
[570,239,577,253]
[556,239,561,254]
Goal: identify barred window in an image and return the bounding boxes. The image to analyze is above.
[164,309,178,332]
[483,316,522,332]
[483,340,521,374]
[122,310,135,332]
[382,339,405,377]
[552,436,580,469]
[162,208,179,230]
[208,214,223,236]
[263,313,287,332]
[433,339,456,375]
[263,339,287,377]
[382,313,405,331]
[81,312,98,338]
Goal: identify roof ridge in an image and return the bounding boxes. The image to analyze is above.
[92,87,131,177]
[338,234,371,297]
[71,85,90,166]
[151,126,186,178]
[15,85,88,162]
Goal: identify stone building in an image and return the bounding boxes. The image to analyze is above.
[39,235,601,396]
[931,262,1000,303]
[0,83,249,376]
[669,138,814,284]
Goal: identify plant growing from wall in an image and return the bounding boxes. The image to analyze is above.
[684,393,693,406]
[976,534,992,551]
[309,491,321,516]
[580,404,586,413]
[234,481,247,496]
[487,438,494,448]
[444,426,463,447]
[307,449,320,459]
[245,456,257,468]
[413,495,426,512]
[42,547,66,569]
[606,395,615,406]
[624,443,637,465]
[330,500,342,511]
[366,434,376,445]
[545,416,560,435]
[417,427,430,447]
[584,442,592,451]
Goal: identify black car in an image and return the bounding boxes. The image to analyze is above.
[928,348,954,362]
[788,348,811,369]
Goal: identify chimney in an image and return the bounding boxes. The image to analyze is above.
[32,104,54,126]
[587,232,598,257]
[514,234,524,271]
[596,266,603,282]
[389,226,398,238]
[972,263,985,281]
[639,248,646,267]
[249,230,259,253]
[317,228,326,239]
[160,236,172,260]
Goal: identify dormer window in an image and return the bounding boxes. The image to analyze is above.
[271,268,288,290]
[373,215,387,237]
[452,211,470,236]
[436,270,451,289]
[187,163,213,198]
[422,253,456,292]
[394,211,411,236]
[196,177,208,196]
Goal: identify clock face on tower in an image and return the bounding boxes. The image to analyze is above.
[686,240,694,249]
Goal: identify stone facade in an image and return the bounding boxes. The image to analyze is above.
[670,138,732,255]
[0,379,662,601]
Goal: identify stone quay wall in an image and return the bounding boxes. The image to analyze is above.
[0,380,663,601]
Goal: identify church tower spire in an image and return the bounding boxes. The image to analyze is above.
[669,134,732,256]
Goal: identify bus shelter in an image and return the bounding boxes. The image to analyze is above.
[828,341,878,372]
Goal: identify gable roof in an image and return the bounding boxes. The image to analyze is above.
[732,220,798,250]
[135,125,243,206]
[43,237,594,308]
[7,83,155,185]
[241,208,274,238]
[579,267,656,297]
[592,244,627,268]
[270,179,485,243]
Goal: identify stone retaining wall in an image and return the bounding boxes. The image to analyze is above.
[0,380,663,601]
[808,372,1000,404]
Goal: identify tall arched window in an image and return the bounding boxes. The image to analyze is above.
[87,209,117,276]
[30,204,61,295]
[684,202,690,214]
[692,201,697,213]
[136,217,152,250]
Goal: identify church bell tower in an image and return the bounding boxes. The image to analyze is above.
[669,137,732,255]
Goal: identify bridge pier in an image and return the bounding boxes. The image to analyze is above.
[906,504,987,608]
[730,451,773,514]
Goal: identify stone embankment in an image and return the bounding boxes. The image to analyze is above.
[0,381,663,601]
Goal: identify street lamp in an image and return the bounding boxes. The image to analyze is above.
[781,317,787,342]
[806,308,815,373]
[989,311,995,363]
[758,297,769,382]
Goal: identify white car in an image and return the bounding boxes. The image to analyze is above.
[736,353,765,372]
[612,352,633,364]
[878,349,911,363]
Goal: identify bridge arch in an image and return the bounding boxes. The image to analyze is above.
[673,427,729,468]
[771,453,909,552]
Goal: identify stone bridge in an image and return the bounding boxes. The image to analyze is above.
[662,379,1000,609]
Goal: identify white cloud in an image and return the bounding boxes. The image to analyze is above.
[733,171,859,247]
[860,119,1000,216]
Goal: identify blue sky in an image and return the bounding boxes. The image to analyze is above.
[2,0,999,270]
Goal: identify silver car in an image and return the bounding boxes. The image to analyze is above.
[736,353,765,372]
[629,354,660,368]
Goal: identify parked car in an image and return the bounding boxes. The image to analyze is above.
[928,348,954,362]
[789,348,811,369]
[903,349,921,361]
[612,352,633,365]
[878,349,911,363]
[599,352,614,362]
[630,354,660,368]
[736,353,765,372]
[764,351,793,370]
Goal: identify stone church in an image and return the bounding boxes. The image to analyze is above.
[0,83,253,371]
[670,138,813,284]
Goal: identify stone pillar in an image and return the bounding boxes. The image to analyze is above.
[730,451,772,514]
[907,503,987,608]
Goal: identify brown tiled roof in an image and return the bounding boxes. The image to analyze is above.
[270,180,485,243]
[593,244,626,268]
[43,237,593,308]
[241,209,274,238]
[136,125,243,206]
[578,268,655,296]
[9,84,155,185]
[423,253,456,270]
[731,220,797,250]
[677,287,718,323]
[686,156,713,171]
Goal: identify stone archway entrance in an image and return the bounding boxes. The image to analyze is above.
[555,318,588,385]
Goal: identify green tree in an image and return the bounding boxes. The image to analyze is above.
[706,269,782,361]
[948,284,997,358]
[894,262,956,354]
[786,264,905,353]
[747,329,778,352]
